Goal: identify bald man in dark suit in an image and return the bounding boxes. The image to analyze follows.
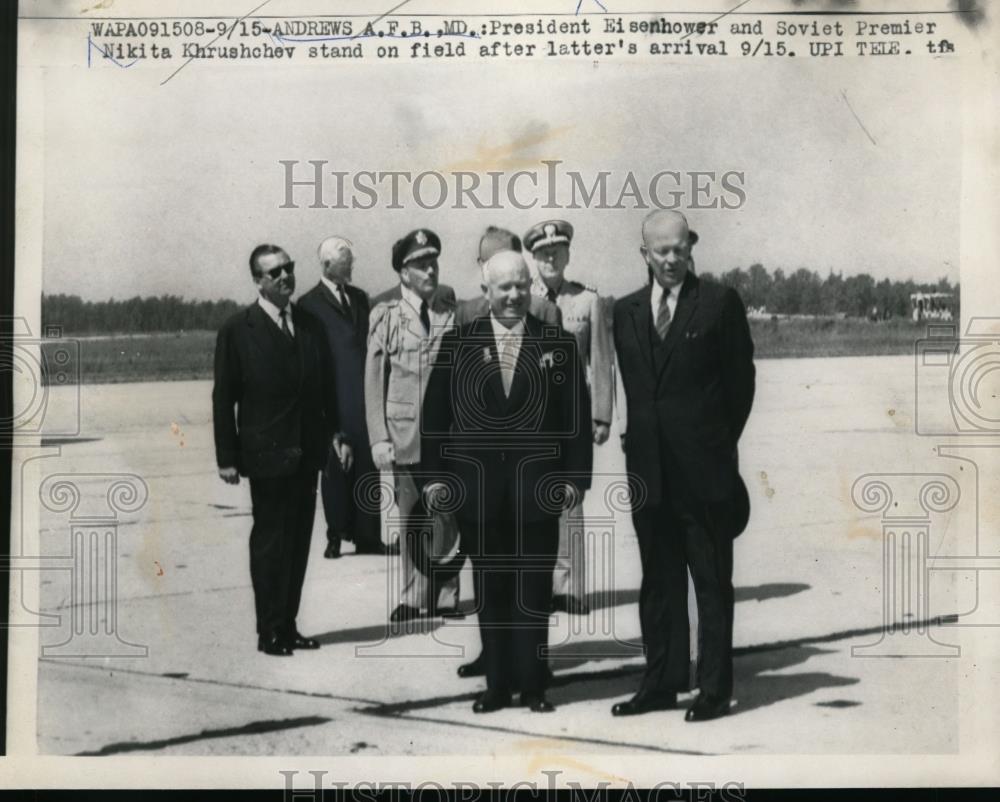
[611,211,755,722]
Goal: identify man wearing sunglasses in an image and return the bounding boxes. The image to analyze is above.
[213,244,352,656]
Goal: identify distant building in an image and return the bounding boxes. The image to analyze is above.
[910,292,955,322]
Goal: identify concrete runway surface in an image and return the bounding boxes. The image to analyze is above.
[26,354,981,756]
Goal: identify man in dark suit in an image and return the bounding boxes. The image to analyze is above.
[611,210,755,721]
[299,236,388,558]
[423,250,593,713]
[452,225,562,681]
[213,243,352,656]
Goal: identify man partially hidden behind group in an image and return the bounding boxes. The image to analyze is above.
[422,250,593,713]
[612,210,755,721]
[526,219,614,616]
[299,237,389,558]
[365,229,463,623]
[213,244,352,656]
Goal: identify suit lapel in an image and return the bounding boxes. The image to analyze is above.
[504,316,539,411]
[318,280,356,325]
[656,273,700,382]
[471,317,507,413]
[248,302,298,381]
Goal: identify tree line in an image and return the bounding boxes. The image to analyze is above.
[701,265,958,319]
[42,294,243,334]
[42,266,958,333]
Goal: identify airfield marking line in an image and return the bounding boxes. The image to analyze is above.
[356,710,710,756]
[38,657,385,707]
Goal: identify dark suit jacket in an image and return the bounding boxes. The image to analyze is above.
[213,302,339,478]
[298,281,371,448]
[422,314,593,526]
[613,273,755,528]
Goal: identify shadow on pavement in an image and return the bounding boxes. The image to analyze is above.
[584,582,810,614]
[318,583,811,649]
[76,715,332,756]
[552,643,859,715]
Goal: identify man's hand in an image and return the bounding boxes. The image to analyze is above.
[561,483,581,510]
[218,466,240,485]
[334,439,354,472]
[592,422,610,445]
[423,481,448,513]
[371,440,395,471]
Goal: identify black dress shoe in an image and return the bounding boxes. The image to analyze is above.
[389,604,421,623]
[611,691,677,717]
[550,594,568,613]
[286,631,320,650]
[563,596,590,615]
[457,654,485,678]
[384,539,401,556]
[324,538,341,559]
[257,634,293,656]
[684,694,731,722]
[521,693,555,713]
[472,690,511,713]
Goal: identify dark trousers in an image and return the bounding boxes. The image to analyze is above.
[632,493,734,700]
[248,466,318,637]
[320,446,381,546]
[465,518,559,695]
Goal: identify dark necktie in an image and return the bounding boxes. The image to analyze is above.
[419,300,430,335]
[279,308,294,341]
[337,284,350,311]
[546,287,557,304]
[655,289,672,341]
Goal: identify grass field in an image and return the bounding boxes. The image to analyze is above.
[40,317,929,385]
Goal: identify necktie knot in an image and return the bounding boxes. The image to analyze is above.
[546,287,558,304]
[337,285,350,308]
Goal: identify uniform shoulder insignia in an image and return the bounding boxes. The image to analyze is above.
[370,299,399,323]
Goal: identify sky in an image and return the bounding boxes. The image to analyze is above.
[34,13,962,304]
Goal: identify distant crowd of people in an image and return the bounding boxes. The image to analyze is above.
[212,210,755,720]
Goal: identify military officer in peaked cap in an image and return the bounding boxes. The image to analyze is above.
[525,219,614,616]
[365,228,463,624]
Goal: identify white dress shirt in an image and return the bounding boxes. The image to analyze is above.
[490,313,526,395]
[257,294,295,336]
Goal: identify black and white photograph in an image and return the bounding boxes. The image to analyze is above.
[5,0,1000,791]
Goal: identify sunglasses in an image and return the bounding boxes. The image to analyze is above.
[262,261,295,280]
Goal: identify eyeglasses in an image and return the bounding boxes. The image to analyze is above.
[262,261,295,280]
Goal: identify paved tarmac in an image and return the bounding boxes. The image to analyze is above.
[26,355,983,756]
